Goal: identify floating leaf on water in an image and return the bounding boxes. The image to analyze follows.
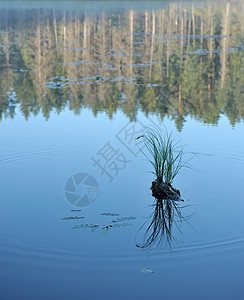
[100,225,112,234]
[110,223,132,228]
[112,216,137,223]
[61,216,84,220]
[91,225,100,232]
[140,268,154,274]
[100,226,108,235]
[100,223,131,234]
[100,212,120,216]
[72,224,99,231]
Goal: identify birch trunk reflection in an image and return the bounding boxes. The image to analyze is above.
[0,2,243,126]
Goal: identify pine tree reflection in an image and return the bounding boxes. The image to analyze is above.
[0,2,243,126]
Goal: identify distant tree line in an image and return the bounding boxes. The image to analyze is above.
[0,1,243,130]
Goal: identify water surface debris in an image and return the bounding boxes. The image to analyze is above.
[140,268,154,274]
[100,212,120,216]
[61,216,84,220]
[111,216,137,223]
[72,224,99,231]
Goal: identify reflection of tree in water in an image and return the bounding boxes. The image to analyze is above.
[0,2,243,127]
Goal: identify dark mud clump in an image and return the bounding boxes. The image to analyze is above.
[151,181,184,202]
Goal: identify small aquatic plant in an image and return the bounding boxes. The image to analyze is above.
[136,125,194,248]
[137,125,191,201]
[139,126,187,185]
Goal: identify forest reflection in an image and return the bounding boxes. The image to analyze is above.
[0,2,243,130]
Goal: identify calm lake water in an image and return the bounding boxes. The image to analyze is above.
[0,1,244,299]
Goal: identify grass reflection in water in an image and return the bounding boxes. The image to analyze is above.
[137,126,194,248]
[137,198,189,248]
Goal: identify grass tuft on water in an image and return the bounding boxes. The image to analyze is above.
[138,125,189,185]
[137,125,192,201]
[136,126,195,248]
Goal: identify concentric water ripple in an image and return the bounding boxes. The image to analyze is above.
[0,148,81,171]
